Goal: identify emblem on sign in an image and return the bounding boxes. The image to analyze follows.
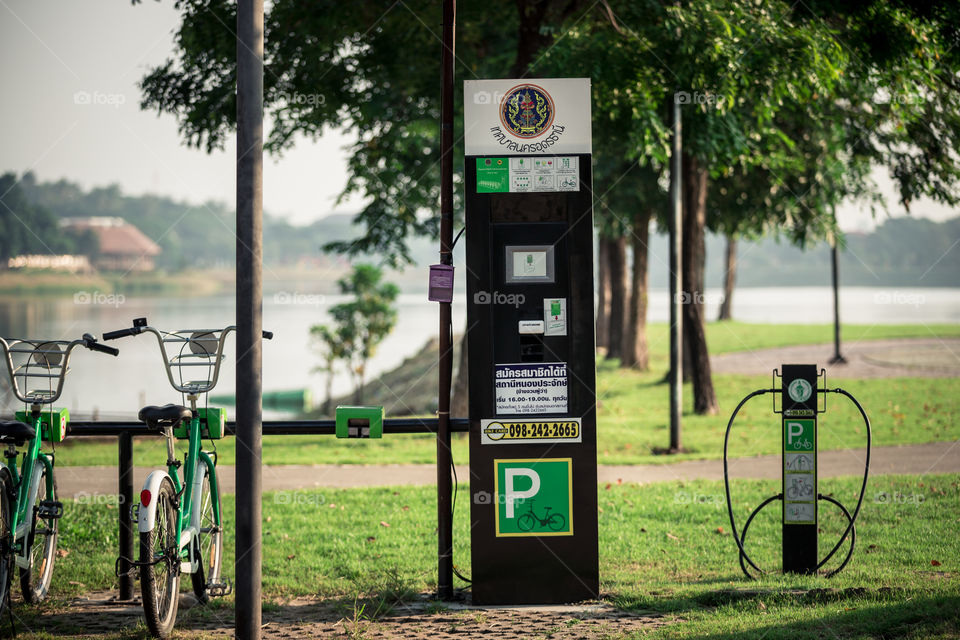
[787,378,813,403]
[500,84,555,139]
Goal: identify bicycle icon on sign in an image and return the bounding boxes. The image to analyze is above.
[793,440,813,450]
[786,455,812,470]
[516,500,566,532]
[786,478,815,500]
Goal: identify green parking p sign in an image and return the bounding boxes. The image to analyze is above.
[783,419,815,452]
[494,458,573,537]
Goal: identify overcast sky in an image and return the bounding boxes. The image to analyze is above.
[1,0,956,231]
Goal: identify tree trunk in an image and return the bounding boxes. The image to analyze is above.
[605,236,627,360]
[323,366,334,415]
[718,235,737,321]
[451,334,469,417]
[681,153,718,415]
[620,210,650,370]
[354,363,365,405]
[596,236,611,350]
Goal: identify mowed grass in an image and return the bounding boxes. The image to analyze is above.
[43,321,960,466]
[7,473,960,638]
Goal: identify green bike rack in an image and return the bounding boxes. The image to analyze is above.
[335,405,384,439]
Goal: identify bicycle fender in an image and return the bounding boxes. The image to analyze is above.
[138,470,171,533]
[15,462,46,568]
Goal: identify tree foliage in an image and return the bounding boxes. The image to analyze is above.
[311,264,399,404]
[0,173,95,263]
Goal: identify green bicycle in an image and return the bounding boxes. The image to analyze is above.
[104,317,271,638]
[0,333,119,618]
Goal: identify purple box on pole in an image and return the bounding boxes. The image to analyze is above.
[428,264,455,302]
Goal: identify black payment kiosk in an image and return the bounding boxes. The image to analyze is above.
[464,78,598,604]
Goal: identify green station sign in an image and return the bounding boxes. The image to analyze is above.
[783,418,815,452]
[494,458,572,537]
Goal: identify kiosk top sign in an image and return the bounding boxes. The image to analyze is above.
[464,78,592,156]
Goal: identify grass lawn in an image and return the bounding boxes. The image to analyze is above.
[7,473,960,638]
[47,322,960,467]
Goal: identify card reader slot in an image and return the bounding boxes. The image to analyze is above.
[519,335,544,362]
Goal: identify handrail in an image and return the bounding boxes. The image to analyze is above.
[66,417,471,437]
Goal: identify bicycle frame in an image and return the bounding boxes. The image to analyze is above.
[167,416,220,571]
[3,414,56,566]
[115,323,237,571]
[0,337,93,561]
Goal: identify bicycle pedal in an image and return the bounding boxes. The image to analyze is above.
[206,579,232,598]
[37,500,64,519]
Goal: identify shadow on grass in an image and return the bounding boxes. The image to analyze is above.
[611,588,960,638]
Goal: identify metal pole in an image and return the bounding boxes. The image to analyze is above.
[117,432,134,600]
[829,240,846,364]
[236,0,264,637]
[436,0,456,601]
[669,98,683,451]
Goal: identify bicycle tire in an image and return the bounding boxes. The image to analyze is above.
[191,469,222,603]
[0,468,13,623]
[140,477,180,638]
[786,487,798,500]
[547,513,566,532]
[20,462,57,603]
[517,513,536,532]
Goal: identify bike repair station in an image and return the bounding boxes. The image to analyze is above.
[724,364,872,578]
[463,77,599,604]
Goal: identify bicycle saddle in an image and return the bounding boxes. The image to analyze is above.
[138,404,192,430]
[0,420,36,446]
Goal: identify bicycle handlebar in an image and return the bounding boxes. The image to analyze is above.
[103,327,141,341]
[0,333,120,405]
[82,333,120,357]
[104,318,273,395]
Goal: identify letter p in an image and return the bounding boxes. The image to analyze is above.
[505,468,540,519]
[787,422,803,446]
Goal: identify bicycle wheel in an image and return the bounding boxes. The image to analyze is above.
[20,462,58,603]
[191,469,222,603]
[0,469,13,622]
[787,487,798,500]
[517,513,536,532]
[140,477,180,638]
[546,513,566,532]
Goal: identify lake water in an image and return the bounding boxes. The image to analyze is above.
[1,286,957,419]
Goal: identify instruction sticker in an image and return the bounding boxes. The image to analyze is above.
[481,418,581,445]
[476,156,579,193]
[494,362,568,415]
[543,297,567,336]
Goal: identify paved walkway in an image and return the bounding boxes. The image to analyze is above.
[711,338,960,378]
[56,442,959,499]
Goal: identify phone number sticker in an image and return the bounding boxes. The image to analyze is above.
[481,418,581,445]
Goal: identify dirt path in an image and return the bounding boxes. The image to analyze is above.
[711,338,960,378]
